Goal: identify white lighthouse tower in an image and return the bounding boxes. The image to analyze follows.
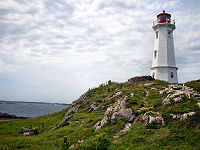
[151,10,178,83]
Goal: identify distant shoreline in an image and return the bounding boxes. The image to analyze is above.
[0,101,69,118]
[0,112,28,123]
[0,100,70,105]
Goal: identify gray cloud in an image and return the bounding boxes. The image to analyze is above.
[0,0,199,103]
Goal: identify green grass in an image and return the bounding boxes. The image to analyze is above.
[1,79,200,149]
[186,79,200,93]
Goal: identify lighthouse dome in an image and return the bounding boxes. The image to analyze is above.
[157,10,171,23]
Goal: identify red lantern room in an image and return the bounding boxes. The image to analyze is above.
[157,10,171,23]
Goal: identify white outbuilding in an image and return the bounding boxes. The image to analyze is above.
[151,10,178,83]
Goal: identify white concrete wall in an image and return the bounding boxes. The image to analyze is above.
[151,23,178,83]
[151,67,178,83]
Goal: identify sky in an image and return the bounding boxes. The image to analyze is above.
[0,0,200,103]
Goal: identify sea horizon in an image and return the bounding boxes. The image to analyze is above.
[0,100,69,118]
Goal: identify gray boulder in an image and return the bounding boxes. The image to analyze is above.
[140,112,164,125]
[149,116,163,124]
[94,99,135,130]
[173,97,183,103]
[140,113,149,125]
[162,98,171,106]
[180,112,196,120]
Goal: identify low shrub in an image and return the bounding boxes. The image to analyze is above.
[95,132,110,150]
[60,121,70,128]
[62,136,70,150]
[146,122,158,129]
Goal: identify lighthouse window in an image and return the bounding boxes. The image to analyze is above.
[171,72,174,78]
[154,50,157,59]
[168,30,171,38]
[156,32,159,39]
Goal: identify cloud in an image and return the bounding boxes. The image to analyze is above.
[0,59,16,73]
[0,0,199,103]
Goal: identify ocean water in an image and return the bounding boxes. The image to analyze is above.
[0,101,69,118]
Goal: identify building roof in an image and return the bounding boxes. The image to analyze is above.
[157,10,171,18]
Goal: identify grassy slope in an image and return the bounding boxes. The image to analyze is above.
[0,80,200,150]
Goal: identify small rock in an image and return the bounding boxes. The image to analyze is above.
[162,98,171,106]
[180,113,188,120]
[137,107,153,112]
[171,85,183,90]
[170,114,181,119]
[187,112,196,119]
[140,113,164,125]
[173,97,183,103]
[180,112,196,120]
[113,135,119,139]
[22,127,30,132]
[101,116,109,127]
[120,123,132,133]
[168,91,185,98]
[78,139,84,143]
[159,90,165,95]
[23,132,34,136]
[130,93,134,97]
[140,113,149,125]
[94,121,101,128]
[69,144,75,149]
[144,83,154,86]
[149,116,163,124]
[197,103,200,109]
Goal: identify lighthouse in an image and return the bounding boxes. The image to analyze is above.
[150,10,178,83]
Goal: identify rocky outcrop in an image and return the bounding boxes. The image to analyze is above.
[162,84,200,100]
[170,112,197,120]
[51,115,73,131]
[140,112,164,125]
[180,112,197,120]
[78,93,88,101]
[64,102,80,119]
[160,84,200,107]
[106,91,122,100]
[85,99,105,113]
[0,112,17,118]
[0,112,27,119]
[94,98,135,131]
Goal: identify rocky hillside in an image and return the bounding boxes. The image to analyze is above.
[1,77,200,150]
[52,77,200,149]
